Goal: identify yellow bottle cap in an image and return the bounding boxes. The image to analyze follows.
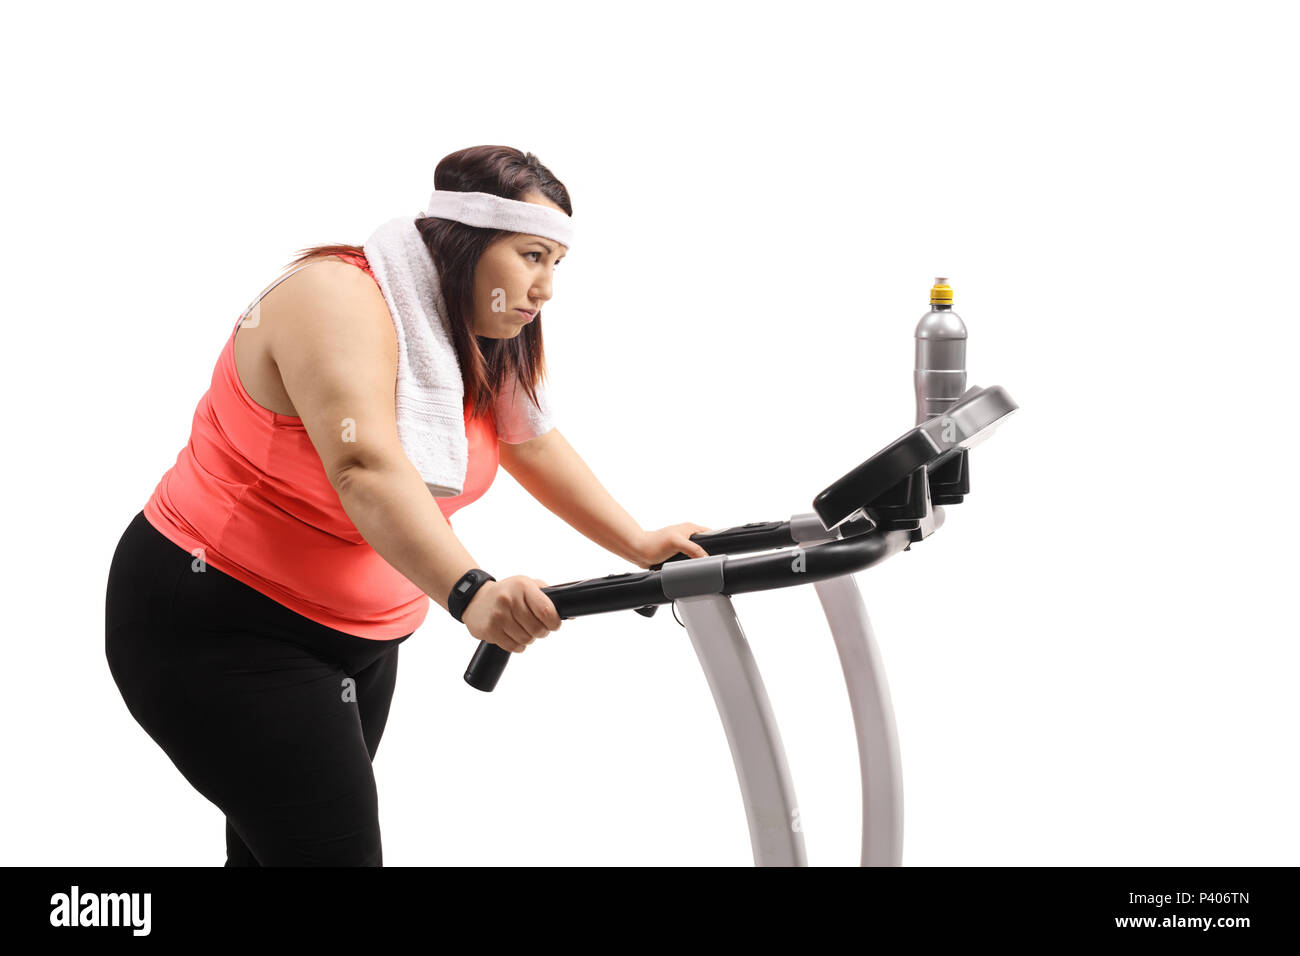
[930,277,953,306]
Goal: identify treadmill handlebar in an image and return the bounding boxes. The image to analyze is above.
[462,516,926,692]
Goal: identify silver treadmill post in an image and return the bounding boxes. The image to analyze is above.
[673,592,808,866]
[812,574,904,866]
[794,515,915,866]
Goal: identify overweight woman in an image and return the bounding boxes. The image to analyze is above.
[104,145,711,866]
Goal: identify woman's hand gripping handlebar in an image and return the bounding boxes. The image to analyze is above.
[465,528,717,691]
[460,576,563,683]
[463,530,719,692]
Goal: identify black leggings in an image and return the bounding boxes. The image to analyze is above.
[104,510,411,866]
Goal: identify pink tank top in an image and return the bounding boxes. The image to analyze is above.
[143,252,499,639]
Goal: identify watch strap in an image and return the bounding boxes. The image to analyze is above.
[449,568,496,622]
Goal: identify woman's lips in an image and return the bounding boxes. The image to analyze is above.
[515,309,536,321]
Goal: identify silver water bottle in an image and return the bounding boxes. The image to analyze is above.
[913,277,967,426]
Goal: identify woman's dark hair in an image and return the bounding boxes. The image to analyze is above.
[283,145,573,427]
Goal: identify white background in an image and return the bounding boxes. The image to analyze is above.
[3,0,1296,867]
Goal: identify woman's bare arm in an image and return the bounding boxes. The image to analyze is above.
[264,261,478,612]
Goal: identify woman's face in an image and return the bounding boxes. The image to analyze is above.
[471,190,569,338]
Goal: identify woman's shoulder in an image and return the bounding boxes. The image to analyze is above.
[320,250,374,274]
[294,251,373,278]
[262,254,392,347]
[280,253,381,302]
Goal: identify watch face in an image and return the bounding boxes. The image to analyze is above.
[457,579,474,593]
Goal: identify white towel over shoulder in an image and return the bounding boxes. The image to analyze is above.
[362,215,555,498]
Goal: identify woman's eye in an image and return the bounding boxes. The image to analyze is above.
[526,251,543,262]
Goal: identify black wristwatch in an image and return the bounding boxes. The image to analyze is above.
[448,568,496,622]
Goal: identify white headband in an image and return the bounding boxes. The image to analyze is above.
[425,189,574,249]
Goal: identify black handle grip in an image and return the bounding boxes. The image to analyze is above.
[464,641,511,692]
